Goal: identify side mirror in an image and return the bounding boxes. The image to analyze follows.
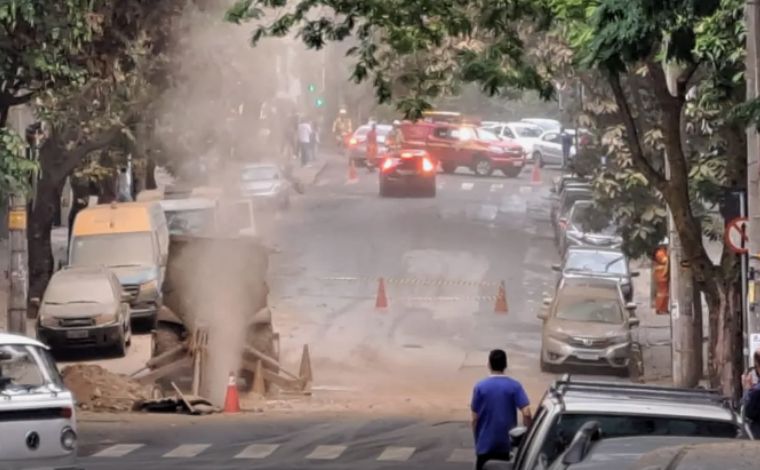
[120,292,132,302]
[543,297,552,307]
[29,297,41,308]
[509,426,528,449]
[625,302,637,311]
[562,421,602,465]
[630,271,640,277]
[551,264,561,272]
[628,317,640,328]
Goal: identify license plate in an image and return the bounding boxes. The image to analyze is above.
[396,170,417,176]
[66,330,89,339]
[576,352,600,361]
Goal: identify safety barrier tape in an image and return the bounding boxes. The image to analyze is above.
[272,273,501,288]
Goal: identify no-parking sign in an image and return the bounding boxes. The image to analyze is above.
[725,217,749,254]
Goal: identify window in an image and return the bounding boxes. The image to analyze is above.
[502,127,516,138]
[434,127,453,139]
[457,127,476,141]
[71,232,156,267]
[565,251,627,276]
[554,297,623,324]
[0,345,47,390]
[476,128,501,142]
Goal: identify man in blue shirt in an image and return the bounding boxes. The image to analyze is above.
[471,349,532,470]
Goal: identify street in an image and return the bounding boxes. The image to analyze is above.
[72,157,660,469]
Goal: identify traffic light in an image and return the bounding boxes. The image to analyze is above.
[315,97,325,108]
[307,83,317,93]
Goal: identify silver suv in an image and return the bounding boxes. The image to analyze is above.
[509,378,748,470]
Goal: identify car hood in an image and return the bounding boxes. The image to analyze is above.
[110,265,158,285]
[546,318,626,338]
[41,301,114,319]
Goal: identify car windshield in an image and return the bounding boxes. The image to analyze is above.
[165,208,215,236]
[565,251,627,275]
[538,413,741,466]
[0,344,60,392]
[561,192,592,213]
[476,128,501,142]
[242,166,279,182]
[513,125,543,138]
[71,232,155,267]
[43,276,115,304]
[570,204,617,234]
[555,294,623,324]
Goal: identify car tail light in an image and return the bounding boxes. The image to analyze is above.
[60,407,73,418]
[422,158,434,172]
[349,137,357,146]
[382,158,396,171]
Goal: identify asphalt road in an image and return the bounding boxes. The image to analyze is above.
[75,158,624,469]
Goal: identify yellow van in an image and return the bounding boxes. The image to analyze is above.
[69,202,168,326]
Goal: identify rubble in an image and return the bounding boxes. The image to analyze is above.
[62,364,152,412]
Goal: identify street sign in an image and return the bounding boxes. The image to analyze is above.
[726,216,749,254]
[8,210,26,230]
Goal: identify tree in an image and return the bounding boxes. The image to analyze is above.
[230,0,748,396]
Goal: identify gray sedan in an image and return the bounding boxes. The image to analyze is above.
[239,163,291,210]
[553,246,639,301]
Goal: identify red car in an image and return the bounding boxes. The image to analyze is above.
[379,149,437,197]
[399,121,525,177]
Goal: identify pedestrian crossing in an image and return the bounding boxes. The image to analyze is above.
[86,442,476,464]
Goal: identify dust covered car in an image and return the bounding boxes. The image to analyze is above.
[0,333,78,470]
[379,149,437,197]
[239,163,292,210]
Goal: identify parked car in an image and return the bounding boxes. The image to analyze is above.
[0,333,78,469]
[399,120,525,176]
[508,377,748,470]
[36,267,132,356]
[630,440,759,469]
[551,186,593,245]
[482,121,544,159]
[548,421,737,470]
[521,118,561,132]
[238,163,291,211]
[559,200,623,256]
[554,246,638,302]
[347,124,393,167]
[379,149,437,197]
[533,129,594,167]
[69,201,168,327]
[538,277,640,374]
[551,174,591,195]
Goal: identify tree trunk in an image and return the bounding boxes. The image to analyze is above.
[28,165,65,300]
[704,280,743,400]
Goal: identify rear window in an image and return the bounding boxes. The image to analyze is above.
[538,413,741,466]
[561,192,592,213]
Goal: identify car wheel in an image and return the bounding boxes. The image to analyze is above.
[504,166,522,178]
[379,180,389,197]
[533,151,544,168]
[540,355,555,374]
[628,343,645,382]
[423,180,437,197]
[441,162,457,174]
[125,320,132,347]
[473,156,493,177]
[113,327,127,358]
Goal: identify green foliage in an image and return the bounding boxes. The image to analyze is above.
[0,128,38,199]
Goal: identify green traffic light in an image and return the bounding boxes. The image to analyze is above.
[315,97,325,108]
[308,84,317,93]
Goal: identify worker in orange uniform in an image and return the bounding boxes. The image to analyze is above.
[653,246,669,315]
[366,122,378,172]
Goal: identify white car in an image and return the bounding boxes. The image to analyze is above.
[483,122,544,159]
[0,333,77,469]
[520,118,562,132]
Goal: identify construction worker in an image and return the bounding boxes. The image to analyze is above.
[365,122,378,172]
[386,120,404,151]
[332,108,353,148]
[653,246,669,314]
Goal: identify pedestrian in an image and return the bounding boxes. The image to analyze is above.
[560,128,573,169]
[471,349,532,470]
[115,167,133,202]
[297,118,313,167]
[366,122,378,172]
[742,348,760,437]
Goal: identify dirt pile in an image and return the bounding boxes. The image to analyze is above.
[62,364,151,412]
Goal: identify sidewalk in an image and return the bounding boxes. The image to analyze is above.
[631,259,673,382]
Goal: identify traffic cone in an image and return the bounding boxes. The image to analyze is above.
[375,277,388,309]
[530,163,542,185]
[347,159,358,183]
[494,281,508,313]
[223,372,241,413]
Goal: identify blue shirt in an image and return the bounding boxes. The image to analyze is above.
[471,375,530,455]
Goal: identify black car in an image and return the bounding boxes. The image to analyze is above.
[379,149,436,197]
[553,246,638,301]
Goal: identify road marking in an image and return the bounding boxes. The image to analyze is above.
[447,448,475,463]
[377,446,416,461]
[163,444,211,458]
[490,183,504,192]
[461,182,474,191]
[235,443,280,459]
[306,445,347,460]
[519,185,533,194]
[91,444,144,458]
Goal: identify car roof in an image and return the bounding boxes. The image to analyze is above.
[55,266,113,279]
[565,246,625,256]
[630,441,759,469]
[567,436,736,470]
[0,332,47,349]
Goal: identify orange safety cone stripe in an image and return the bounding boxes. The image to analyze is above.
[376,277,388,309]
[494,281,508,313]
[223,371,241,413]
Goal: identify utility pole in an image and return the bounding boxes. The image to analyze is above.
[745,0,760,368]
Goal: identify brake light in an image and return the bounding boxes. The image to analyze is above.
[60,407,73,419]
[382,158,395,171]
[422,158,434,172]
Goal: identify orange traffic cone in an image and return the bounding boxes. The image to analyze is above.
[375,277,388,309]
[223,372,241,413]
[347,159,358,183]
[494,281,508,313]
[530,163,542,185]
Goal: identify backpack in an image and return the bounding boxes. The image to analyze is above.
[744,386,760,422]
